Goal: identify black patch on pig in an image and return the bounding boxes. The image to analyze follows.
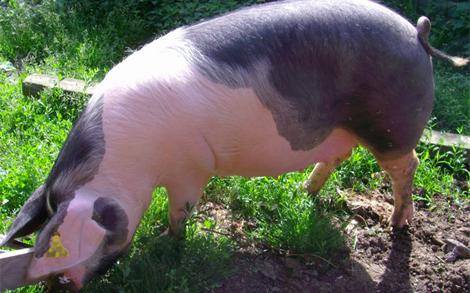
[46,96,106,209]
[34,201,70,257]
[184,0,434,155]
[29,95,105,257]
[0,185,47,246]
[92,197,129,246]
[78,198,130,285]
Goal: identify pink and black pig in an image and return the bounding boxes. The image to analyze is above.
[1,0,467,290]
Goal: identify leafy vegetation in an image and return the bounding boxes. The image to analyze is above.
[0,0,468,292]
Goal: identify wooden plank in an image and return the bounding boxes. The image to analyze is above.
[420,130,470,161]
[0,239,32,250]
[0,248,35,291]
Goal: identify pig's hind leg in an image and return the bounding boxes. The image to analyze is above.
[375,151,419,228]
[352,117,422,228]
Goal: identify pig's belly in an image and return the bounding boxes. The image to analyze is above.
[203,87,356,177]
[214,127,355,177]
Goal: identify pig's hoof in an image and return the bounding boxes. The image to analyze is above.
[390,204,414,228]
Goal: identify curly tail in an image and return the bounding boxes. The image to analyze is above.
[416,16,469,67]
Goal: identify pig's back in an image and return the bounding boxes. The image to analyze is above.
[98,0,434,178]
[183,0,434,157]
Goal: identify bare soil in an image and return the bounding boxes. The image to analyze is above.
[200,193,469,293]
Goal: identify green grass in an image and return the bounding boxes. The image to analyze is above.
[433,64,470,134]
[205,175,344,256]
[84,189,235,293]
[0,0,468,292]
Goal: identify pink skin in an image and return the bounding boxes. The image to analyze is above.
[27,190,107,287]
[25,29,368,287]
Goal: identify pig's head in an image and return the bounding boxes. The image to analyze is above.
[1,96,130,289]
[1,184,130,289]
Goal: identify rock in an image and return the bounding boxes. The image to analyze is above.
[444,238,470,262]
[59,78,86,94]
[22,74,58,97]
[22,74,96,97]
[0,61,15,74]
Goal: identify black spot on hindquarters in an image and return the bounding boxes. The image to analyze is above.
[185,1,346,150]
[184,0,434,153]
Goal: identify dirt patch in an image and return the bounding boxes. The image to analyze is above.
[199,193,469,293]
[350,197,469,293]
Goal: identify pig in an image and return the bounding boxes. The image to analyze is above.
[1,0,468,290]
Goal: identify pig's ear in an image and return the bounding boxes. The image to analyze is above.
[0,185,48,246]
[27,197,108,281]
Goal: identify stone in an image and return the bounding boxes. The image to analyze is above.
[22,74,58,97]
[420,129,470,161]
[85,84,98,95]
[58,78,86,94]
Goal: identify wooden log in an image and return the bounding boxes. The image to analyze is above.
[421,129,470,149]
[0,248,36,291]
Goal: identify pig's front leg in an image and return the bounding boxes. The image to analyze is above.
[165,173,211,238]
[303,149,353,196]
